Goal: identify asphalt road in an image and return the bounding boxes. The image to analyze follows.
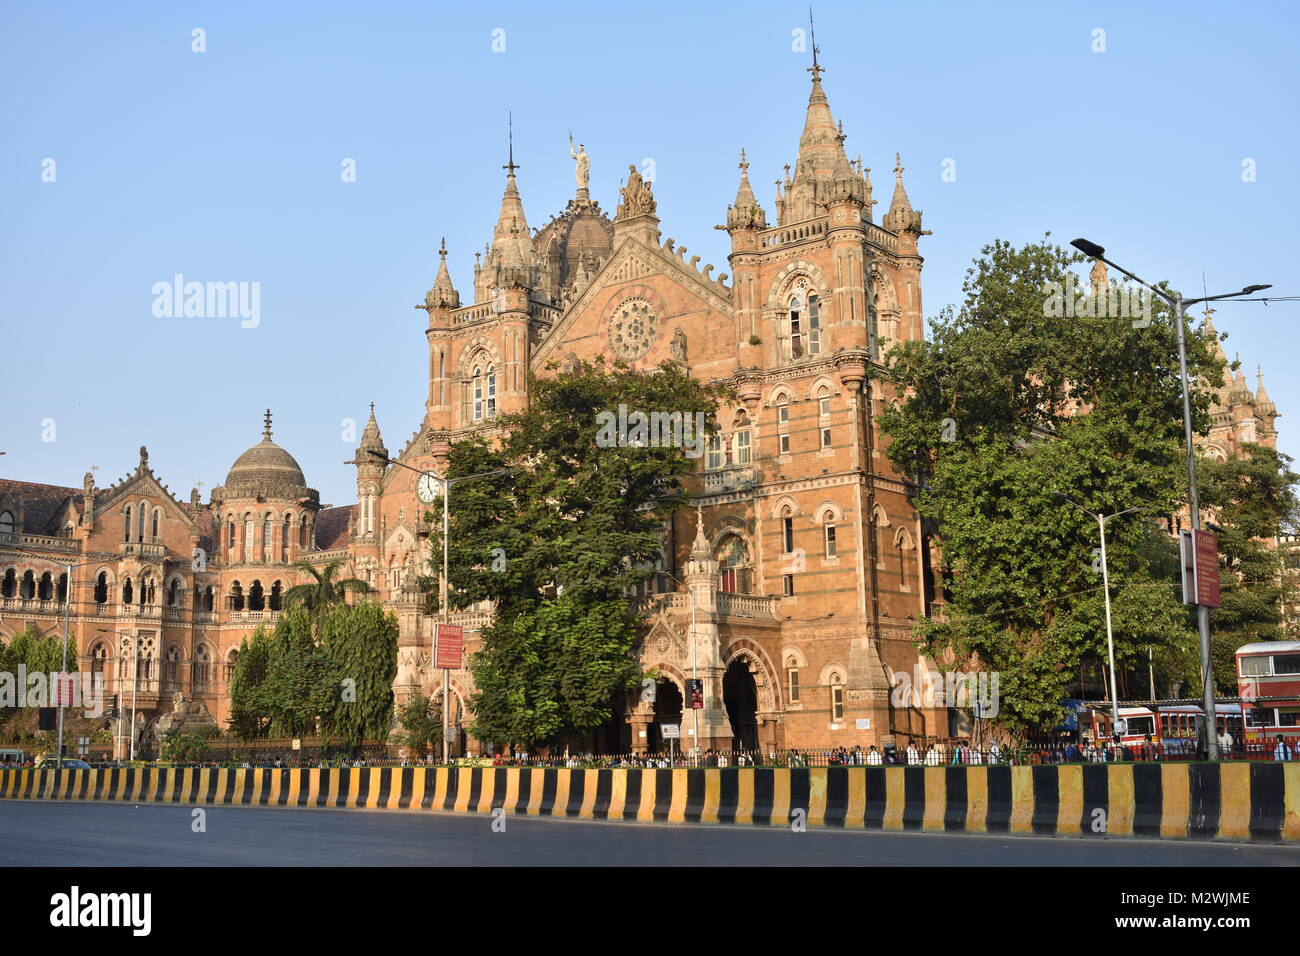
[3,801,1298,866]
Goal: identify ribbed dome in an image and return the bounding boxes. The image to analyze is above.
[225,438,306,488]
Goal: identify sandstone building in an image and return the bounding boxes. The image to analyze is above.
[3,56,1279,755]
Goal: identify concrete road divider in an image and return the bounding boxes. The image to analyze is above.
[2,764,1296,843]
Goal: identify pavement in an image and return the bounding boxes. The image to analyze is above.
[3,801,1299,866]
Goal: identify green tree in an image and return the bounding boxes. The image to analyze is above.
[879,237,1221,734]
[319,600,398,746]
[429,357,726,748]
[1199,442,1300,691]
[282,559,371,636]
[227,628,273,739]
[393,695,442,755]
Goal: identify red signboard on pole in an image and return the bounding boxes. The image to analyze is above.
[435,623,464,670]
[1194,529,1220,608]
[53,673,76,707]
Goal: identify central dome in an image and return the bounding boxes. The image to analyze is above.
[225,438,306,488]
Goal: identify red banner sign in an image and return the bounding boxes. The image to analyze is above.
[1194,529,1220,608]
[435,624,463,670]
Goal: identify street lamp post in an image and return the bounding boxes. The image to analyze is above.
[1055,494,1143,734]
[1068,237,1271,760]
[367,450,511,764]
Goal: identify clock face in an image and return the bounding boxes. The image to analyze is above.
[416,472,442,503]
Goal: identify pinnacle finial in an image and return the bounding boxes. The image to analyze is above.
[894,153,904,182]
[503,111,518,175]
[807,8,823,81]
[263,409,273,441]
[439,238,447,259]
[739,148,748,176]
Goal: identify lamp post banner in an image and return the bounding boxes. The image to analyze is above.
[435,623,464,670]
[1194,529,1220,608]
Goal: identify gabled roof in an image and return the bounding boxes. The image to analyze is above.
[0,479,83,535]
[315,505,356,551]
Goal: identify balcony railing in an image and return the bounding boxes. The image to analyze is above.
[120,542,166,559]
[0,597,66,614]
[716,591,778,620]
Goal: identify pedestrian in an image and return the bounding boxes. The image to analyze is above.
[1274,735,1294,762]
[866,745,883,766]
[906,742,920,766]
[923,743,939,767]
[1217,726,1234,756]
[987,741,1002,765]
[949,740,964,766]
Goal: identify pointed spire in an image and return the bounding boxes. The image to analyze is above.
[262,409,273,442]
[480,114,534,296]
[425,238,460,310]
[727,148,766,229]
[691,504,710,556]
[781,37,860,225]
[1257,366,1276,414]
[883,153,922,233]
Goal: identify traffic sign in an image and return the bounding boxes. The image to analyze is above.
[1194,530,1220,608]
[660,723,680,739]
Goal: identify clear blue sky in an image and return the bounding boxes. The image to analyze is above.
[2,0,1297,508]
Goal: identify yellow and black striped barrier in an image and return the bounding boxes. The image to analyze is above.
[2,764,1297,843]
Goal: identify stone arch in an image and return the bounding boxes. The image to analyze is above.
[768,494,801,519]
[453,336,502,379]
[871,503,891,528]
[813,500,846,524]
[767,384,796,407]
[765,259,832,311]
[867,261,899,311]
[818,661,847,687]
[780,645,808,670]
[894,526,914,549]
[806,375,839,402]
[722,638,781,713]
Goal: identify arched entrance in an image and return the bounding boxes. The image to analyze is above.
[724,659,759,750]
[647,679,683,754]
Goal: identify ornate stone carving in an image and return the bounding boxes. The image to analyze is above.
[607,297,658,360]
[616,164,656,220]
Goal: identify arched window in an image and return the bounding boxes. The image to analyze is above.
[3,568,18,598]
[706,435,723,470]
[781,506,795,554]
[229,581,244,612]
[91,643,107,678]
[122,578,133,605]
[818,386,831,419]
[140,573,155,605]
[243,514,253,562]
[124,507,132,543]
[19,570,34,599]
[470,363,496,422]
[732,413,752,466]
[227,519,236,558]
[262,513,272,562]
[151,508,160,542]
[789,295,804,358]
[204,585,214,612]
[717,536,752,595]
[225,649,239,683]
[785,656,801,705]
[38,572,53,601]
[167,577,180,607]
[248,580,264,612]
[299,517,309,549]
[193,645,211,687]
[830,674,845,721]
[57,572,67,603]
[163,646,180,692]
[270,580,282,611]
[824,512,837,558]
[94,571,108,604]
[282,515,291,559]
[137,501,146,542]
[0,510,13,533]
[807,294,822,355]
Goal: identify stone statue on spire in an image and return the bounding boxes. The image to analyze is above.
[568,133,590,190]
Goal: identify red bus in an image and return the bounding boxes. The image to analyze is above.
[1236,641,1300,745]
[1084,704,1242,756]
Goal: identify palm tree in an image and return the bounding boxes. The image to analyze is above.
[282,559,371,635]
